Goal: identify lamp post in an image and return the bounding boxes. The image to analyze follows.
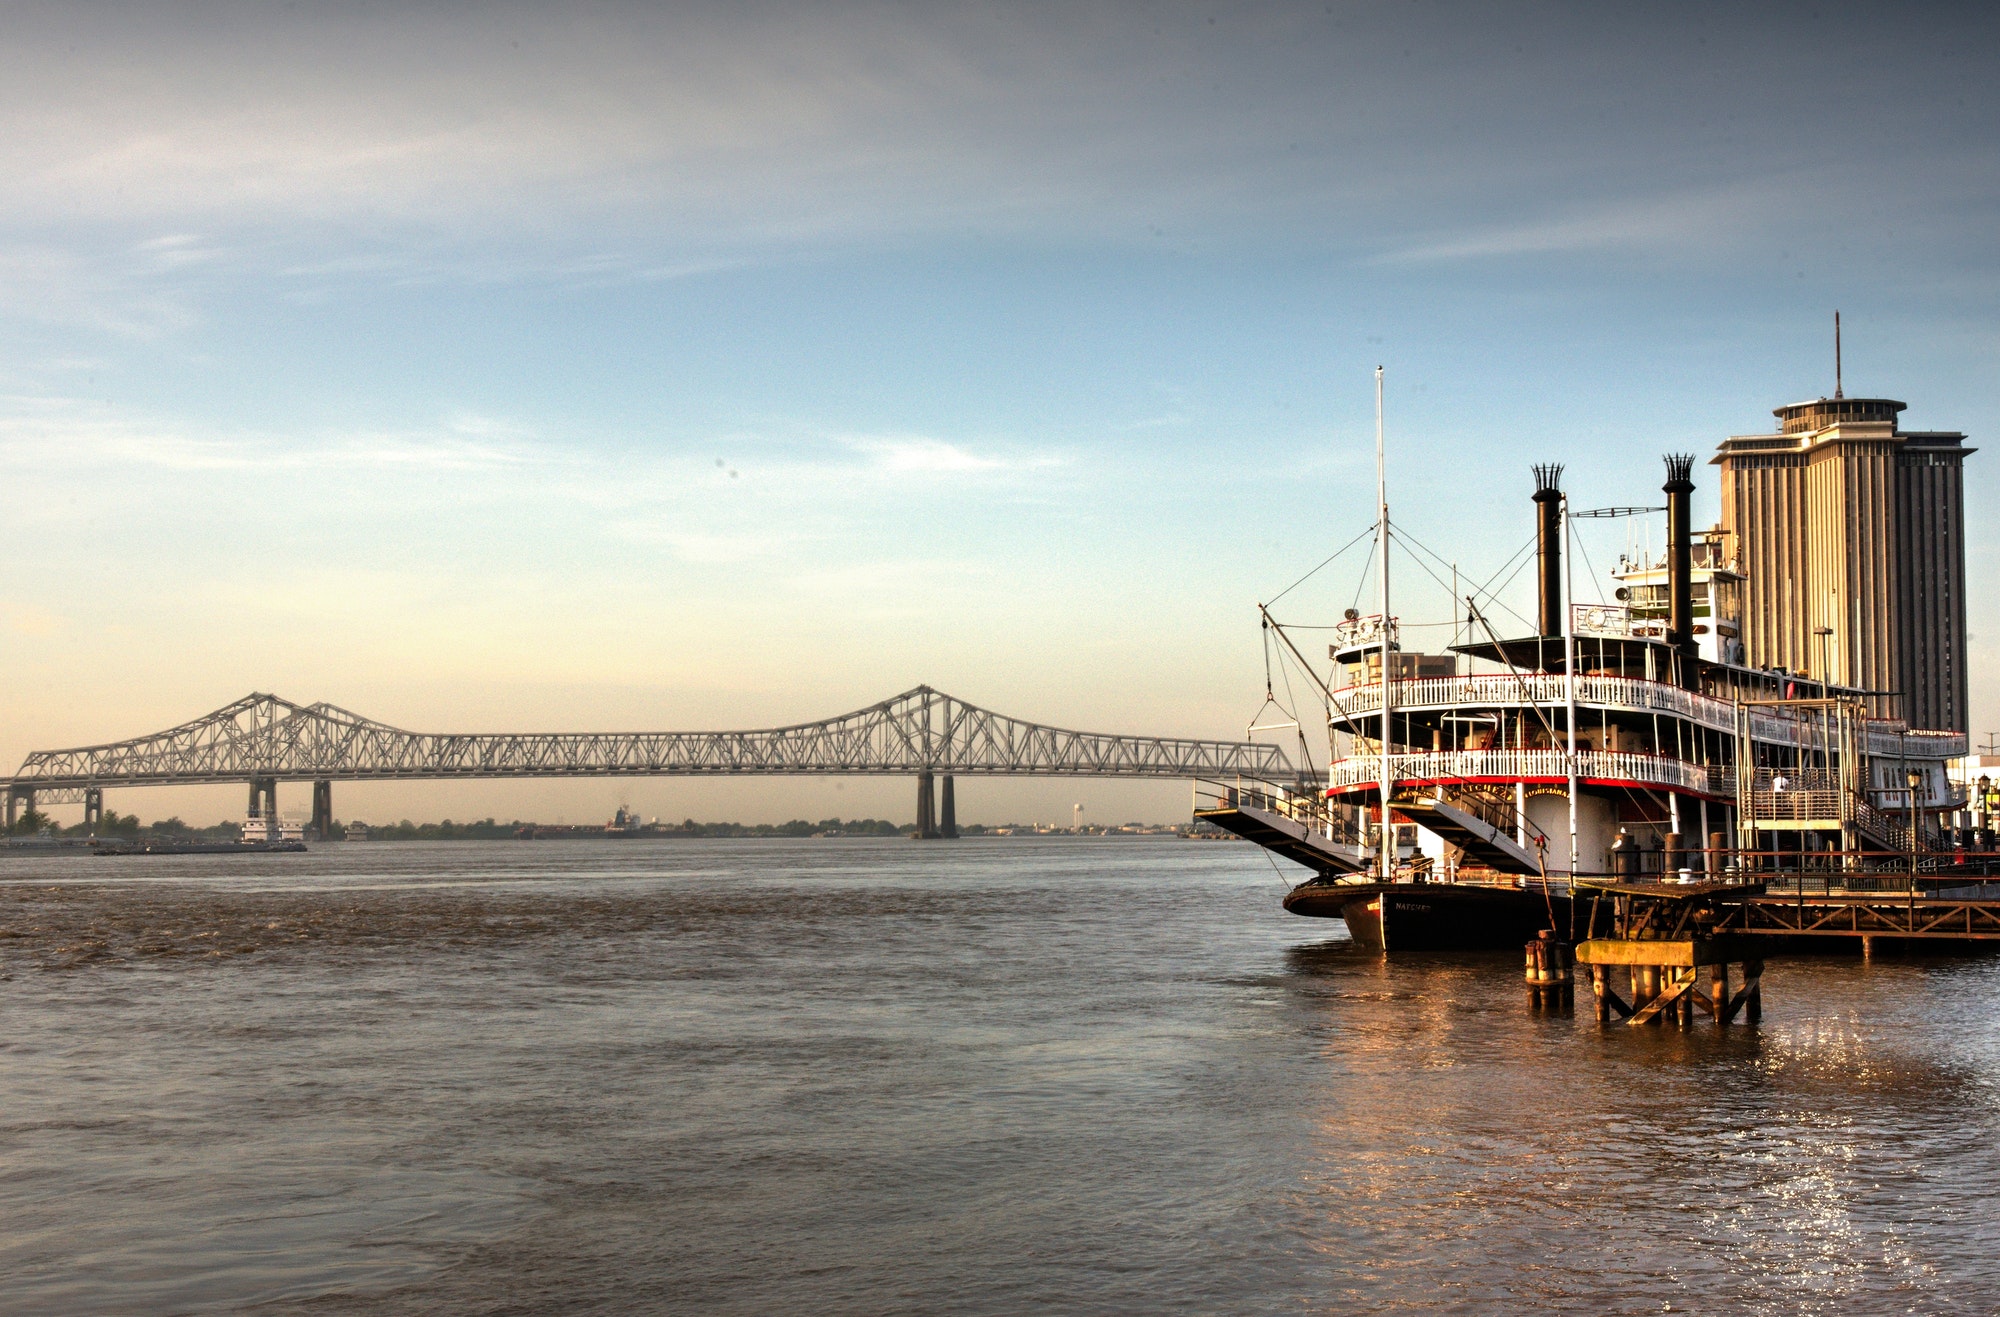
[1813,625,1834,695]
[1907,767,1923,880]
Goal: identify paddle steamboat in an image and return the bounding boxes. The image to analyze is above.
[1199,384,1975,950]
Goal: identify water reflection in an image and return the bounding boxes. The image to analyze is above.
[3,842,2000,1313]
[1277,934,2000,1312]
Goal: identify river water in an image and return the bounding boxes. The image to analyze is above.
[4,838,2000,1314]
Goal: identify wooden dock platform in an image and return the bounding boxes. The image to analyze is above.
[1574,936,1764,1026]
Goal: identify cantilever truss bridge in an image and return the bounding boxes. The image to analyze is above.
[3,686,1297,831]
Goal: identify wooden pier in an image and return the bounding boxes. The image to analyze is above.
[1720,888,2000,943]
[1574,936,1764,1027]
[1559,878,1771,1027]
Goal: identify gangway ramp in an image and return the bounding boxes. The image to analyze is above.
[1194,788,1370,877]
[1393,794,1544,875]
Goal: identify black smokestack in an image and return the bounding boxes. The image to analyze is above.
[1663,453,1696,682]
[1532,464,1564,637]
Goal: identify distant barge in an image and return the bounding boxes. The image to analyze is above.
[95,839,308,856]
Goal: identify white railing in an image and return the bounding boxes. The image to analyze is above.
[1327,749,1721,796]
[1867,727,1970,759]
[1331,674,1967,760]
[1333,673,1717,724]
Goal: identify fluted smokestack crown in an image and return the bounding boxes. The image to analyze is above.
[1663,453,1696,683]
[1532,464,1564,637]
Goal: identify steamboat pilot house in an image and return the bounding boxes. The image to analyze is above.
[1289,448,1966,944]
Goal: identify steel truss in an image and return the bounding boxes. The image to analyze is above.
[3,687,1295,792]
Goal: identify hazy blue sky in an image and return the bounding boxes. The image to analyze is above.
[2,1,1995,825]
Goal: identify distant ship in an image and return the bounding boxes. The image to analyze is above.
[239,815,307,846]
[604,805,650,837]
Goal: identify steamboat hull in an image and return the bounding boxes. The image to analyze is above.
[1285,881,1571,952]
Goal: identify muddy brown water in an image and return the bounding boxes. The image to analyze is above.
[4,838,1999,1314]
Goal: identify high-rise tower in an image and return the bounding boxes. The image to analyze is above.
[1712,396,1972,732]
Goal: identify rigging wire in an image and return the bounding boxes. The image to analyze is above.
[1463,595,1567,750]
[1265,522,1380,608]
[1398,527,1540,633]
[1349,529,1380,615]
[1407,527,1532,609]
[1275,644,1317,778]
[1390,538,1465,619]
[1469,555,1540,633]
[1572,532,1607,607]
[1270,619,1459,630]
[1260,844,1300,891]
[1254,613,1323,781]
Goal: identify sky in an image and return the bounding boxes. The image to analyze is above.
[2,0,1996,827]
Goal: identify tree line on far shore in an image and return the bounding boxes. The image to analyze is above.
[8,812,921,840]
[9,811,1174,840]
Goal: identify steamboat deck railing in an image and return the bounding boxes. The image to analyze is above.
[1330,674,1965,759]
[1327,748,1723,797]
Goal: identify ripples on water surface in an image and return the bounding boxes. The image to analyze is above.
[4,838,2000,1314]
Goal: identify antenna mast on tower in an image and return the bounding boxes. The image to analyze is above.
[1834,310,1844,399]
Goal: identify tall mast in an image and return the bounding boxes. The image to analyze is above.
[1377,365,1393,884]
[1563,491,1579,875]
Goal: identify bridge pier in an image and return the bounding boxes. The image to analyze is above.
[311,780,333,840]
[915,771,938,839]
[940,775,957,839]
[5,787,29,829]
[247,777,277,824]
[83,787,102,830]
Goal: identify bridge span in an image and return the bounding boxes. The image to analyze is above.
[3,686,1298,838]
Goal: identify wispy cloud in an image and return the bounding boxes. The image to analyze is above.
[0,399,545,473]
[0,5,1986,308]
[134,233,220,270]
[1371,182,1796,265]
[0,242,201,338]
[851,435,1004,474]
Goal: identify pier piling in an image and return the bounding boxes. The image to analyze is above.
[1575,937,1765,1028]
[1524,931,1573,1011]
